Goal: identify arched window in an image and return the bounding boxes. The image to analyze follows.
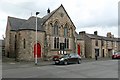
[64,24,68,36]
[53,21,58,35]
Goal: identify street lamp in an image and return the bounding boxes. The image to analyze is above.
[35,12,39,65]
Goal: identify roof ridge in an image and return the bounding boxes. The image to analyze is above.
[8,16,27,21]
[86,33,119,41]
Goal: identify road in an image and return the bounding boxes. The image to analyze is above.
[2,60,118,78]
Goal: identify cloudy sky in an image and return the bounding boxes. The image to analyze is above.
[0,0,119,39]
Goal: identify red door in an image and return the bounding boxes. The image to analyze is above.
[78,44,81,56]
[34,43,41,58]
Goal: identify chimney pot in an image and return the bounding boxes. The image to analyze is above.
[47,8,50,14]
[94,31,97,35]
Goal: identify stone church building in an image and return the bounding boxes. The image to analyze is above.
[5,4,77,61]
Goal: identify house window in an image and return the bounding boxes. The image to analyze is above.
[23,39,25,49]
[64,24,68,36]
[95,40,98,46]
[54,37,59,49]
[53,21,58,35]
[101,40,104,46]
[64,38,69,49]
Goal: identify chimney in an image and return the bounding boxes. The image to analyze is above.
[47,8,50,14]
[107,32,111,38]
[94,31,97,35]
[79,31,86,39]
[79,31,86,35]
[107,32,114,38]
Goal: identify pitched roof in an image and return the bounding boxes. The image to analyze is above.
[8,16,44,31]
[86,34,102,40]
[19,16,44,31]
[86,33,119,41]
[8,16,26,30]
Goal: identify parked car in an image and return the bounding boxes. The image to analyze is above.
[53,53,81,65]
[112,52,120,59]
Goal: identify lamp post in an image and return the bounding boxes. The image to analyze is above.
[35,12,39,65]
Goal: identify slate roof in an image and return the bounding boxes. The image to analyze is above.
[19,16,44,31]
[86,33,119,42]
[86,34,102,40]
[8,16,26,30]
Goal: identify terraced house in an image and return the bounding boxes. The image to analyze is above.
[5,4,77,61]
[78,31,120,58]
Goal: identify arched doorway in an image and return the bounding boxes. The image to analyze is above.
[34,43,41,58]
[78,44,81,56]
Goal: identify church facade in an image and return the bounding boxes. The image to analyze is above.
[5,5,77,61]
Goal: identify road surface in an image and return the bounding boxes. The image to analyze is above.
[2,60,118,78]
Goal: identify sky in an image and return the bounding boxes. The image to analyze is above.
[0,0,119,39]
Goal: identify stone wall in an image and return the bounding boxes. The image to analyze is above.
[43,6,76,58]
[85,36,92,58]
[5,21,11,57]
[17,30,45,61]
[91,39,102,58]
[9,31,17,58]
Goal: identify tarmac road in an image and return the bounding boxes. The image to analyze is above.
[2,59,118,78]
